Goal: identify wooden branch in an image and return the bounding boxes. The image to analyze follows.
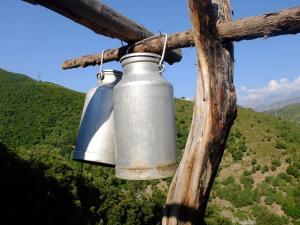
[62,31,193,69]
[219,6,300,41]
[62,6,300,70]
[23,0,152,41]
[162,0,236,224]
[22,0,182,65]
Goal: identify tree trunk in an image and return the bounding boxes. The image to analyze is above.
[162,0,236,224]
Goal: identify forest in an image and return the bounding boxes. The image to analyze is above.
[0,68,300,224]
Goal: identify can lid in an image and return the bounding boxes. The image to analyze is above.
[102,69,123,76]
[120,52,161,65]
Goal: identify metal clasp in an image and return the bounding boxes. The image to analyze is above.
[97,49,106,80]
[126,33,168,73]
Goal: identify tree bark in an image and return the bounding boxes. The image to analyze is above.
[62,30,193,69]
[23,0,153,41]
[62,6,300,70]
[23,0,182,65]
[162,0,236,224]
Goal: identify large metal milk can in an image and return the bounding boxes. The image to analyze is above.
[113,34,177,180]
[73,69,122,166]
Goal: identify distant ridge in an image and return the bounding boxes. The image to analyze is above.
[254,96,300,112]
[266,102,300,124]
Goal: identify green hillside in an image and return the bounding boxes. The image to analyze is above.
[0,68,84,150]
[0,69,300,225]
[267,103,300,124]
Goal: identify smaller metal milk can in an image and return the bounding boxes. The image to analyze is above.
[73,51,122,166]
[113,34,177,180]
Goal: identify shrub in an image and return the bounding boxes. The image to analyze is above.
[286,165,300,178]
[269,176,286,187]
[227,132,247,161]
[222,176,235,185]
[281,201,300,218]
[252,159,257,165]
[271,159,281,167]
[240,175,254,188]
[243,169,253,176]
[217,180,256,207]
[234,210,249,221]
[255,164,261,171]
[265,195,275,205]
[265,176,272,183]
[271,165,277,171]
[275,140,287,149]
[234,129,242,139]
[251,205,288,225]
[251,166,257,174]
[205,204,232,225]
[278,172,292,182]
[261,165,269,174]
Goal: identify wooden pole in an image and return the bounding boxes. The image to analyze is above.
[23,0,182,65]
[61,6,300,70]
[23,0,152,41]
[162,0,236,224]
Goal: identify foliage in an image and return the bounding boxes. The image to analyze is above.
[286,164,300,178]
[2,69,300,224]
[205,205,233,225]
[174,99,193,160]
[226,128,247,161]
[261,165,269,173]
[251,205,288,225]
[217,177,257,207]
[239,175,254,188]
[271,159,281,167]
[0,68,84,149]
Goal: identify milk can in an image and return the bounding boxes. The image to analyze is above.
[72,69,122,166]
[113,34,177,180]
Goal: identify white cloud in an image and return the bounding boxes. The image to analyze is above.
[238,76,300,111]
[267,80,279,91]
[240,86,247,91]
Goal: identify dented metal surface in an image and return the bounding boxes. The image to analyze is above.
[113,53,177,180]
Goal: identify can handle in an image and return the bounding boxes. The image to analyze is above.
[126,33,168,73]
[97,49,106,80]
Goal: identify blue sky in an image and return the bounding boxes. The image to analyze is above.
[1,0,300,109]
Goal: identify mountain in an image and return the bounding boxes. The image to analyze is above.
[266,103,300,124]
[0,68,300,225]
[253,96,300,112]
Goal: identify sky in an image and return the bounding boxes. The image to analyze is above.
[0,0,300,110]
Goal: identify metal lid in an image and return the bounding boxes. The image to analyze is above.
[120,52,161,66]
[102,69,123,76]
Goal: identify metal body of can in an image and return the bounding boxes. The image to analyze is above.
[79,80,101,123]
[73,70,122,166]
[113,52,177,180]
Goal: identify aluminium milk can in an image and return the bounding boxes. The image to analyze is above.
[113,52,177,180]
[73,69,122,166]
[79,78,101,123]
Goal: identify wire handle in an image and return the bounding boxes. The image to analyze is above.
[126,33,168,73]
[96,49,106,80]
